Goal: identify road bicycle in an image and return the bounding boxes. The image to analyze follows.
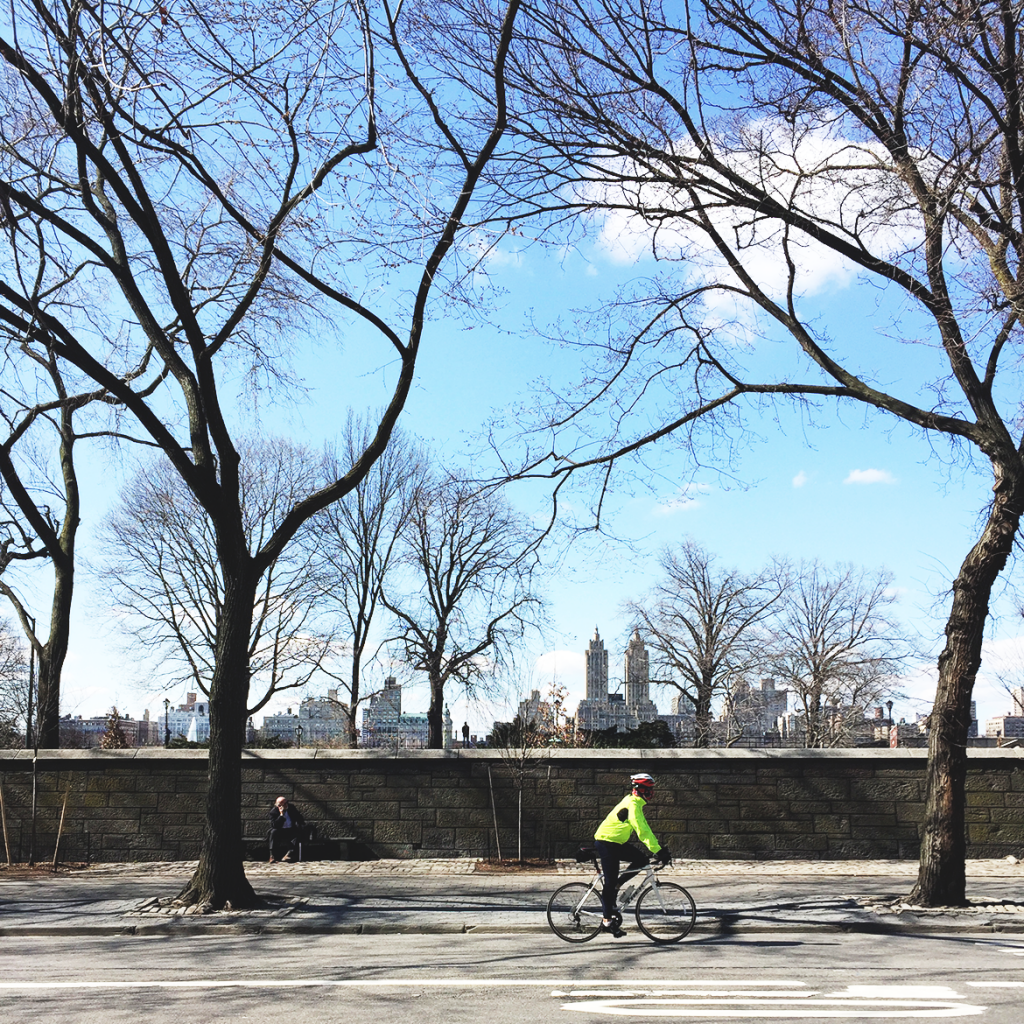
[546,850,696,944]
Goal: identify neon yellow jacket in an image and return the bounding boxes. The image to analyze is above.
[594,793,662,854]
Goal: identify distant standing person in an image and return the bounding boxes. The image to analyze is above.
[593,772,670,937]
[268,796,307,863]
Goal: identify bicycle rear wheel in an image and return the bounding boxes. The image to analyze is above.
[634,882,696,943]
[546,882,603,942]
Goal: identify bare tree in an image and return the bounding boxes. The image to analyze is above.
[767,562,909,747]
[0,618,28,747]
[313,418,424,746]
[1,0,529,906]
[469,0,1024,905]
[384,475,546,748]
[97,439,333,718]
[0,334,116,747]
[627,541,782,746]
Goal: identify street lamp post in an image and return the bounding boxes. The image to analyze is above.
[163,698,170,748]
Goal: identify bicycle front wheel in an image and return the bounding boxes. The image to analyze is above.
[634,882,696,943]
[546,882,604,942]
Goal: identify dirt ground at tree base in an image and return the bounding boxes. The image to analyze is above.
[474,858,557,872]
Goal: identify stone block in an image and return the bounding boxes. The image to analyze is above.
[967,822,1024,845]
[849,779,921,802]
[988,807,1024,824]
[422,828,456,849]
[424,787,487,809]
[964,773,1011,792]
[850,814,897,829]
[374,820,422,844]
[773,834,828,852]
[711,833,775,852]
[964,791,1006,807]
[86,775,137,793]
[162,826,204,841]
[788,801,831,815]
[738,801,789,819]
[109,792,159,809]
[399,805,439,822]
[813,814,850,835]
[828,840,899,858]
[703,780,763,795]
[895,802,925,823]
[435,808,493,829]
[832,800,895,816]
[777,778,849,801]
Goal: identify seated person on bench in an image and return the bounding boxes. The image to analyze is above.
[267,796,310,863]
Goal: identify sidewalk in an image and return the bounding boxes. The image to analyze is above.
[1,858,1022,937]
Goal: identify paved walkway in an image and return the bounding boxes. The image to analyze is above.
[1,858,1022,937]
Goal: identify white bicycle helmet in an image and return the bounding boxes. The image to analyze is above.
[630,772,655,793]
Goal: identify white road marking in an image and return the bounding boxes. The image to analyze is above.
[974,942,1024,957]
[555,984,984,1019]
[561,1000,984,1018]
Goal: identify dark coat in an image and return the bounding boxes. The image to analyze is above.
[268,804,306,831]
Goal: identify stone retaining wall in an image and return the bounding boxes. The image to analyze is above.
[0,748,1021,863]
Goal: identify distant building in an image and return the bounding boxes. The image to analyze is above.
[1011,687,1024,717]
[261,709,299,743]
[59,708,161,748]
[361,677,444,748]
[298,689,350,745]
[720,678,789,742]
[162,692,210,743]
[985,715,1024,740]
[574,628,690,739]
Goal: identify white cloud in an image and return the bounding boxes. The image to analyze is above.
[652,482,711,515]
[583,118,922,331]
[792,470,808,488]
[844,468,897,485]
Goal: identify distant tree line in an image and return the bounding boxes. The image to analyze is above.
[628,542,914,749]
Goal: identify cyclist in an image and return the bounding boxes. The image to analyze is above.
[593,772,670,937]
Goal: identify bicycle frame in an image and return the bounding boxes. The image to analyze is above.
[585,860,665,912]
[546,858,697,943]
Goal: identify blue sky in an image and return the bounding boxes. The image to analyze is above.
[43,212,1024,739]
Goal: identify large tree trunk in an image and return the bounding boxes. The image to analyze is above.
[910,463,1024,906]
[427,669,445,749]
[34,554,73,748]
[178,573,259,909]
[694,685,712,747]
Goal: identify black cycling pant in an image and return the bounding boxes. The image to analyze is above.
[594,838,650,917]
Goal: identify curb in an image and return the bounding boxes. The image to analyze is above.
[3,916,1023,938]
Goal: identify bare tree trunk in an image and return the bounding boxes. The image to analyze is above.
[694,682,712,747]
[178,572,259,909]
[910,465,1024,906]
[427,670,445,749]
[34,557,73,748]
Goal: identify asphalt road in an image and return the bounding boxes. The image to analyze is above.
[2,929,1022,1024]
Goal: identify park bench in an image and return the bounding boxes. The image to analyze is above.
[242,821,358,862]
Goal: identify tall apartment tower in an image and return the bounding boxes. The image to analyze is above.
[624,628,650,709]
[586,627,609,700]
